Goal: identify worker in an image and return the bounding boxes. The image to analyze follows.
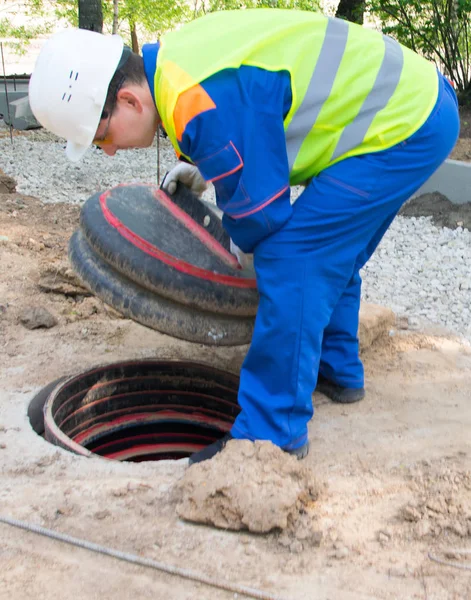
[29,9,460,465]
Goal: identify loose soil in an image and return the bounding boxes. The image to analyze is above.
[400,192,471,229]
[176,440,323,546]
[1,173,470,599]
[448,104,471,163]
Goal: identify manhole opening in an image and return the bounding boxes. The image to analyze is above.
[28,360,240,462]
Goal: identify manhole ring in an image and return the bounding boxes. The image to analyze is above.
[29,360,240,462]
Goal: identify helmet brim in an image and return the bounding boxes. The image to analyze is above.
[66,140,90,162]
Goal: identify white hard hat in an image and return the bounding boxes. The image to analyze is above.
[29,29,124,161]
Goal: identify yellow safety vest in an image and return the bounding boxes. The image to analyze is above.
[155,9,438,184]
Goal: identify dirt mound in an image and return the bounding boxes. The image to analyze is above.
[400,192,471,230]
[176,440,323,550]
[399,462,471,540]
[39,261,91,297]
[0,168,16,194]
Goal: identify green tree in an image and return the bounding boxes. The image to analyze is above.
[100,0,190,53]
[335,0,366,24]
[1,1,190,56]
[368,0,471,100]
[200,0,320,14]
[0,0,52,55]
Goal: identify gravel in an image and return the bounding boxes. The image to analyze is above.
[362,218,471,342]
[0,129,178,202]
[1,128,470,344]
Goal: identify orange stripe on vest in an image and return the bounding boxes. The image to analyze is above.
[174,84,216,142]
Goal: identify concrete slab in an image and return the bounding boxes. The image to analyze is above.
[0,79,40,130]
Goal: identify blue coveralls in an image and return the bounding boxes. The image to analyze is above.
[143,44,460,451]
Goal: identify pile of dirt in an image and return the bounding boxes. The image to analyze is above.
[176,439,323,552]
[0,168,16,194]
[400,192,471,230]
[399,462,471,540]
[38,261,91,297]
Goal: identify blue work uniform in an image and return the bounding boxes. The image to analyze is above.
[143,43,459,451]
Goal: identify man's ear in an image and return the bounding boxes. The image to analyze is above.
[117,87,144,113]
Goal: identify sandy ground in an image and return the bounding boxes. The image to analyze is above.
[451,137,471,163]
[1,181,471,600]
[2,19,471,600]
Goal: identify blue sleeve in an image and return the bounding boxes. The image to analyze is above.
[141,42,160,104]
[179,66,293,253]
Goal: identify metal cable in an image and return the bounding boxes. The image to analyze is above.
[157,127,160,185]
[0,515,291,600]
[0,42,14,143]
[428,549,471,571]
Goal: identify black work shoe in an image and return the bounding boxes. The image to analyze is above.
[188,434,310,466]
[286,441,310,459]
[189,433,233,466]
[316,373,365,404]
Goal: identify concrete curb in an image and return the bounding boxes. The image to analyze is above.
[415,159,471,205]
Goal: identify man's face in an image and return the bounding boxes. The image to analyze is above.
[93,84,159,156]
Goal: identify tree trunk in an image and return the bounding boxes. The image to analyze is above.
[112,0,119,35]
[130,21,139,54]
[78,0,103,33]
[335,0,365,25]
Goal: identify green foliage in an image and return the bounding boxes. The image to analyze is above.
[367,0,471,98]
[1,0,321,57]
[102,0,190,39]
[49,0,191,41]
[200,0,320,14]
[0,1,191,54]
[0,1,52,54]
[52,0,79,27]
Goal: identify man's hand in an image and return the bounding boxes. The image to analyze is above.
[162,162,208,197]
[230,239,254,271]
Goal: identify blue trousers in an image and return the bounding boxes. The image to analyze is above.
[231,73,460,450]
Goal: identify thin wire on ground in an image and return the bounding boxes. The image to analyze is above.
[428,549,471,571]
[0,515,291,600]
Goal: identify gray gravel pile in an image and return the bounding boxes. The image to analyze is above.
[1,129,470,344]
[362,218,471,342]
[0,130,178,202]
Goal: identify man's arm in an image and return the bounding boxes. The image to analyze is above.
[177,66,293,254]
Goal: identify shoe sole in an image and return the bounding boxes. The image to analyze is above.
[287,441,310,460]
[316,382,365,404]
[190,439,310,465]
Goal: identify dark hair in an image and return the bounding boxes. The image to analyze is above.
[101,48,146,118]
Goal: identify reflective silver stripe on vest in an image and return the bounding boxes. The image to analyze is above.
[286,22,405,171]
[331,35,404,161]
[285,18,349,172]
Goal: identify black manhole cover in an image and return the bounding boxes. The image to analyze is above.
[69,183,258,346]
[28,360,240,462]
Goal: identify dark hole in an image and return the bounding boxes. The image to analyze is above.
[28,360,240,462]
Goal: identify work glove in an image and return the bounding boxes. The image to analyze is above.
[161,162,208,197]
[230,239,254,271]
